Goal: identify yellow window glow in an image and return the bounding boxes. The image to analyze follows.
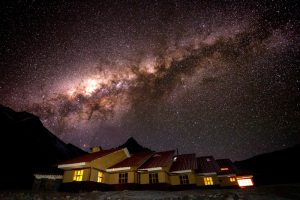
[97,171,104,183]
[204,177,213,185]
[230,177,236,182]
[73,170,83,181]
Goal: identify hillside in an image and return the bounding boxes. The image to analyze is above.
[235,144,300,185]
[0,105,86,189]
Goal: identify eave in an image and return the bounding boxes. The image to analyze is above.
[170,169,192,174]
[106,167,131,172]
[138,167,163,172]
[57,162,89,169]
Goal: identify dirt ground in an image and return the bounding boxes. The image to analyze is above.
[1,184,300,200]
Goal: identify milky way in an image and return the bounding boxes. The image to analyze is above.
[1,0,300,160]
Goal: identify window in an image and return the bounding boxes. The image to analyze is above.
[230,177,236,182]
[119,173,128,184]
[73,170,83,181]
[179,174,189,184]
[237,178,253,187]
[97,171,104,183]
[204,177,213,185]
[149,173,159,184]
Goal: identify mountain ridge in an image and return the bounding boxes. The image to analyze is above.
[118,137,151,154]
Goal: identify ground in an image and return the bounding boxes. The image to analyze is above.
[1,184,300,200]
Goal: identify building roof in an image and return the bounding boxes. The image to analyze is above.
[108,151,154,169]
[216,159,239,175]
[170,154,197,172]
[138,150,175,169]
[196,156,220,174]
[59,148,120,164]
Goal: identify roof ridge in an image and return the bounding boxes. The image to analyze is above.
[59,148,120,165]
[108,151,154,169]
[176,153,196,157]
[197,155,214,158]
[136,152,156,169]
[154,150,176,154]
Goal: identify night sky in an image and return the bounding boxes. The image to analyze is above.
[1,0,299,160]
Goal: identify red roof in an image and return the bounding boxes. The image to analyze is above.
[170,154,197,172]
[138,150,175,169]
[196,156,220,173]
[59,149,119,164]
[109,151,154,169]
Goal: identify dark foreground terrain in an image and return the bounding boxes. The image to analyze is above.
[1,184,300,200]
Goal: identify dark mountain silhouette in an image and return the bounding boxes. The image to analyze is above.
[118,137,151,154]
[235,144,300,185]
[0,105,86,189]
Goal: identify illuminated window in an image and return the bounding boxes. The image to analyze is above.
[237,178,253,187]
[204,177,213,185]
[73,170,83,181]
[97,171,104,183]
[149,173,159,184]
[179,174,189,184]
[119,173,128,184]
[230,177,236,182]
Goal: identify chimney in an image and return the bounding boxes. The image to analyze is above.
[90,146,102,153]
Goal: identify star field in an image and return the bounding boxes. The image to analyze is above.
[1,0,300,160]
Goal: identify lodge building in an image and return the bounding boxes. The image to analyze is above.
[54,147,253,191]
